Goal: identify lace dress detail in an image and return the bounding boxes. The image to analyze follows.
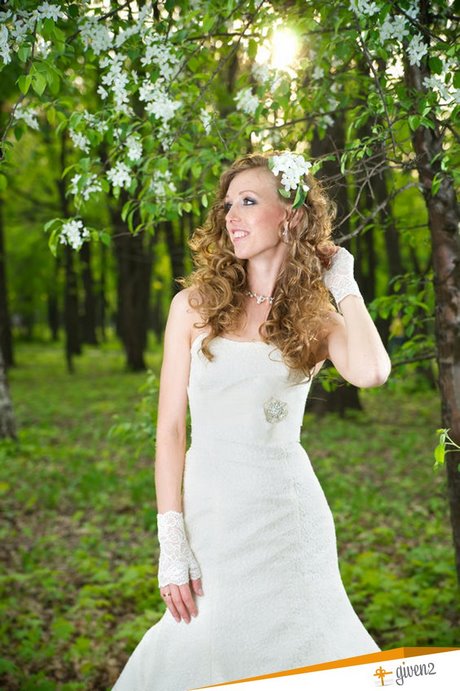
[157,511,202,587]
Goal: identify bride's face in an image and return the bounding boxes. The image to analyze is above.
[223,167,288,260]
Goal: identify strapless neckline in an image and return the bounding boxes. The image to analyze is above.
[191,332,272,351]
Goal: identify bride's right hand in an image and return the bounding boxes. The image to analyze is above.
[160,577,203,623]
[157,510,204,623]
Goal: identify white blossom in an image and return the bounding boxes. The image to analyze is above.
[36,2,66,21]
[312,66,325,81]
[69,173,103,201]
[0,10,13,23]
[0,25,11,64]
[269,152,312,193]
[13,103,40,130]
[80,18,113,55]
[10,12,36,45]
[158,123,174,151]
[99,53,131,113]
[141,33,181,81]
[115,25,138,48]
[139,78,182,124]
[320,113,334,128]
[126,134,143,161]
[149,169,177,199]
[200,108,212,134]
[252,62,272,85]
[60,219,90,251]
[35,34,51,58]
[423,60,458,105]
[234,87,258,116]
[349,0,380,17]
[407,33,428,66]
[106,161,132,189]
[379,15,409,43]
[82,110,108,133]
[405,2,419,20]
[69,128,90,153]
[97,84,109,100]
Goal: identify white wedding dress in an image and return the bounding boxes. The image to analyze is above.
[113,332,380,691]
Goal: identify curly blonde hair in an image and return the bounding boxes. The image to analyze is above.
[177,151,338,380]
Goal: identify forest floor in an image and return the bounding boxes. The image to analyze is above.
[1,340,459,690]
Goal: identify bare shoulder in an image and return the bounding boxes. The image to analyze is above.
[168,287,204,347]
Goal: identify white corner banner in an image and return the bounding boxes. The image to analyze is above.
[191,648,460,690]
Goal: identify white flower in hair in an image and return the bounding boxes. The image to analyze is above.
[268,151,313,209]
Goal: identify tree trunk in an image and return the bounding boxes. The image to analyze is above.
[111,203,154,371]
[58,133,80,371]
[0,348,16,439]
[0,197,14,368]
[163,219,186,297]
[405,52,460,582]
[79,241,98,345]
[64,245,81,372]
[309,115,363,415]
[47,257,60,342]
[97,242,107,342]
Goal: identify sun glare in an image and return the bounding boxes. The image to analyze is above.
[271,28,298,69]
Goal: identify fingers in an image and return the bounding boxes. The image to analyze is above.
[160,582,200,623]
[191,577,204,596]
[160,585,181,622]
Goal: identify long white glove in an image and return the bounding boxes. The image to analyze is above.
[322,246,364,311]
[157,510,202,588]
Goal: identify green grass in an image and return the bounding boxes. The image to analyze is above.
[1,340,458,689]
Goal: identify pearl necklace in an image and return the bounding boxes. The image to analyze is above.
[245,289,274,305]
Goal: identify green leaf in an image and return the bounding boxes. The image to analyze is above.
[191,163,202,179]
[44,218,62,233]
[429,57,443,75]
[32,73,47,96]
[46,68,60,96]
[453,72,460,89]
[18,74,32,95]
[18,44,31,62]
[248,39,258,60]
[46,107,56,126]
[121,201,132,222]
[14,125,25,141]
[408,115,420,131]
[0,174,7,193]
[48,227,61,257]
[434,443,445,467]
[202,15,214,33]
[292,185,306,209]
[201,193,208,208]
[99,230,111,246]
[431,173,442,197]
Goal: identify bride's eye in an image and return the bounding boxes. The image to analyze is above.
[223,197,256,212]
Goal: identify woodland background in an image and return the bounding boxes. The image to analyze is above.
[0,0,459,689]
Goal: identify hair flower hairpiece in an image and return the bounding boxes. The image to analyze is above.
[268,151,313,209]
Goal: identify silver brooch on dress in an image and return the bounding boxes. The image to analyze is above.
[263,397,288,423]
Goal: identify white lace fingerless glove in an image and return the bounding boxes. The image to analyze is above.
[322,246,363,311]
[157,510,202,588]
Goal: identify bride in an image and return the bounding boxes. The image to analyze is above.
[113,150,392,690]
